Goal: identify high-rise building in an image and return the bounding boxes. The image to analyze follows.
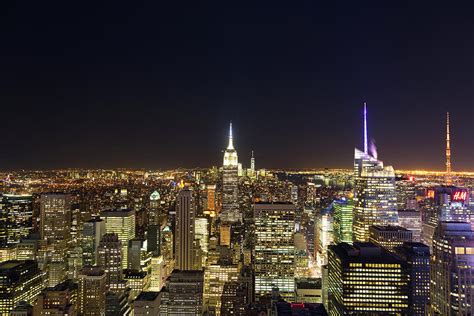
[175,187,195,271]
[78,266,107,316]
[97,233,123,293]
[393,242,430,316]
[128,238,151,272]
[430,222,474,315]
[254,202,295,301]
[149,190,161,225]
[397,209,422,241]
[0,194,33,245]
[206,185,216,211]
[33,279,77,315]
[353,105,398,242]
[149,255,165,291]
[203,263,239,315]
[40,193,72,244]
[315,211,333,268]
[0,260,45,315]
[221,122,240,223]
[369,225,413,252]
[327,242,409,315]
[82,217,106,265]
[100,209,136,269]
[159,270,204,315]
[395,177,417,210]
[332,199,354,244]
[194,217,209,267]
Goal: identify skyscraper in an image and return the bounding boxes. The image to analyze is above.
[97,233,123,293]
[0,260,45,315]
[221,122,240,223]
[353,104,398,242]
[159,270,204,315]
[430,222,474,315]
[40,193,72,244]
[332,198,354,244]
[254,202,295,301]
[175,187,195,271]
[327,242,409,315]
[100,209,136,269]
[0,194,33,245]
[78,266,107,316]
[82,217,106,266]
[203,263,239,315]
[393,242,430,316]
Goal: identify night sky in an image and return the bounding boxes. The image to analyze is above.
[1,2,474,171]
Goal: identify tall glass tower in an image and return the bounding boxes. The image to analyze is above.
[353,104,398,242]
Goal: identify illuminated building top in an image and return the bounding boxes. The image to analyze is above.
[223,122,238,167]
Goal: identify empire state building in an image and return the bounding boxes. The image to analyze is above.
[221,122,241,223]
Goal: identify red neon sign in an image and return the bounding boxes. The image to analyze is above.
[452,191,467,201]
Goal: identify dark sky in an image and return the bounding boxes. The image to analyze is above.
[1,2,474,171]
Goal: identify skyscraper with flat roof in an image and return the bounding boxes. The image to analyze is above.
[78,266,106,316]
[159,270,204,315]
[254,202,295,302]
[100,209,136,269]
[175,187,195,271]
[369,225,413,252]
[0,260,44,315]
[327,242,409,315]
[430,222,474,315]
[394,242,430,316]
[97,233,123,293]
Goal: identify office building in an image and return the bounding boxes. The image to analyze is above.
[98,233,123,292]
[332,199,354,244]
[295,278,322,304]
[203,263,239,315]
[175,187,195,271]
[430,222,474,315]
[353,105,398,242]
[315,211,333,268]
[0,260,44,315]
[397,209,422,241]
[40,193,72,244]
[254,202,295,301]
[206,185,216,211]
[100,209,136,269]
[221,122,240,223]
[0,194,33,245]
[82,218,106,266]
[396,176,417,210]
[394,242,430,316]
[78,266,106,316]
[327,242,409,315]
[369,225,413,252]
[159,270,204,315]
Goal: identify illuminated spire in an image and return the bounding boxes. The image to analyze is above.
[227,122,234,150]
[446,112,452,185]
[364,102,368,154]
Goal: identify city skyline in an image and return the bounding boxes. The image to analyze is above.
[2,3,474,170]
